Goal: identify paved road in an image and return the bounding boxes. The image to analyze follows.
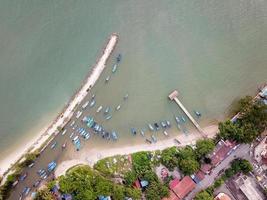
[185,144,251,200]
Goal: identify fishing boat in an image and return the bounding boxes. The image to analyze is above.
[151,135,157,143]
[33,180,41,188]
[89,99,96,107]
[154,123,160,130]
[177,124,182,131]
[105,76,110,83]
[82,101,89,109]
[161,121,167,128]
[96,106,103,113]
[175,116,180,124]
[62,143,66,149]
[19,173,28,181]
[140,129,145,137]
[92,94,95,99]
[62,129,67,135]
[145,138,152,144]
[148,124,154,131]
[123,93,129,100]
[163,130,168,136]
[174,138,181,144]
[194,110,202,117]
[106,115,112,120]
[51,141,57,149]
[166,120,171,127]
[70,120,75,127]
[181,116,186,123]
[47,161,57,172]
[116,104,121,111]
[111,131,118,140]
[116,54,122,63]
[131,128,137,135]
[84,133,90,140]
[104,106,110,114]
[69,132,74,139]
[76,110,83,119]
[112,64,117,73]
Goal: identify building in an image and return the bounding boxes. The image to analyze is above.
[172,176,196,200]
[209,140,236,166]
[200,163,212,174]
[191,170,205,184]
[214,192,231,200]
[235,175,264,200]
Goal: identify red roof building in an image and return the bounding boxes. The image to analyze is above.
[210,140,236,166]
[195,170,205,181]
[172,176,196,199]
[133,180,141,189]
[169,178,180,190]
[200,163,212,174]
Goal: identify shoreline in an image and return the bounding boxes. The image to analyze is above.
[0,33,118,177]
[55,124,218,177]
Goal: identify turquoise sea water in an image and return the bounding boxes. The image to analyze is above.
[0,0,266,162]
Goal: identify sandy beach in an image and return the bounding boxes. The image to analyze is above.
[0,34,118,177]
[55,124,218,177]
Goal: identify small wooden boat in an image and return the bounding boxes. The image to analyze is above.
[62,129,67,135]
[96,106,103,113]
[112,64,117,73]
[181,116,186,123]
[104,106,110,114]
[51,141,57,149]
[174,138,181,144]
[175,116,180,124]
[148,124,154,131]
[116,104,121,111]
[90,99,96,107]
[140,129,145,137]
[163,130,168,136]
[154,123,160,130]
[146,138,152,144]
[111,131,118,140]
[91,94,95,99]
[105,115,112,120]
[82,101,90,109]
[62,143,66,149]
[123,93,129,100]
[105,76,110,83]
[151,135,157,143]
[161,121,167,128]
[166,120,171,127]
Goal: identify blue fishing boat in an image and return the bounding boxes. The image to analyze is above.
[151,135,157,143]
[148,124,154,131]
[175,116,180,124]
[111,131,118,140]
[131,128,137,135]
[47,161,57,172]
[89,99,96,107]
[181,116,186,123]
[112,64,117,73]
[154,123,160,130]
[106,115,112,120]
[194,110,202,117]
[116,54,122,63]
[84,132,90,140]
[161,121,167,128]
[51,141,57,149]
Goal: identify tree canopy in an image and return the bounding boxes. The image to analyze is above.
[195,139,215,158]
[194,190,213,200]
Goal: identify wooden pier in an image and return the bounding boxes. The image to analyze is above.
[169,90,207,137]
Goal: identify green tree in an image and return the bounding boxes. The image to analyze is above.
[124,171,137,186]
[231,159,253,174]
[178,159,200,175]
[132,151,151,175]
[194,190,213,200]
[161,147,179,170]
[195,139,215,158]
[35,188,55,200]
[124,187,142,200]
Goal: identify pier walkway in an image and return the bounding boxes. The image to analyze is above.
[169,90,207,137]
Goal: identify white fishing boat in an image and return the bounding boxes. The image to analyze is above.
[96,106,103,113]
[76,111,83,119]
[62,129,67,135]
[82,101,90,109]
[116,105,121,111]
[163,130,168,136]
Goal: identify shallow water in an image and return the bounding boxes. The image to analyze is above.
[0,0,267,162]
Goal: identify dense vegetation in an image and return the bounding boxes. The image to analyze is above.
[57,165,141,200]
[194,158,253,199]
[218,96,267,143]
[0,152,39,199]
[160,139,215,175]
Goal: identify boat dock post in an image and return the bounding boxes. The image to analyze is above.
[168,90,207,137]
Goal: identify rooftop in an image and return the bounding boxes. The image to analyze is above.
[172,176,196,199]
[214,192,231,200]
